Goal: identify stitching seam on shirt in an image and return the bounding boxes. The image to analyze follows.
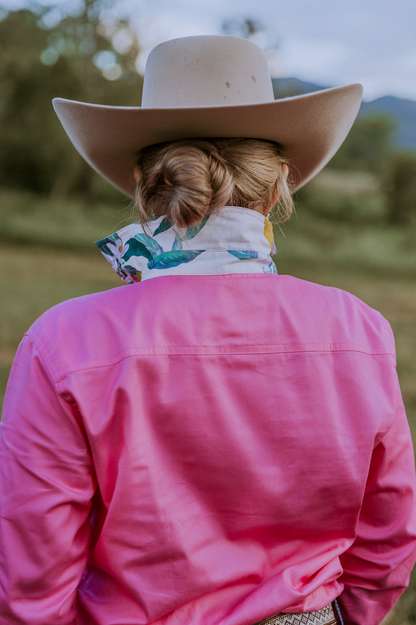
[53,346,395,383]
[24,331,61,383]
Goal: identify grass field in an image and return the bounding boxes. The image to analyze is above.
[0,175,415,623]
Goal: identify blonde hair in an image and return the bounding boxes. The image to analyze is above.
[134,138,294,228]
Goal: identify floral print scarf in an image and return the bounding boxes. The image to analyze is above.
[95,206,277,283]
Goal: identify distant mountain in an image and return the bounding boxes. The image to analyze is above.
[272,77,326,99]
[272,78,416,152]
[360,96,416,152]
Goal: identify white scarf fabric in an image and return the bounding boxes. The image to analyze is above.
[95,206,277,283]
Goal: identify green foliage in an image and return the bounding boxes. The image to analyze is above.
[0,2,143,200]
[0,188,132,250]
[330,115,395,173]
[295,169,386,224]
[0,10,70,192]
[276,201,416,278]
[385,153,416,225]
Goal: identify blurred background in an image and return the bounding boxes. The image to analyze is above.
[0,0,415,622]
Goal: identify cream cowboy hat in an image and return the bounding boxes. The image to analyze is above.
[53,35,362,196]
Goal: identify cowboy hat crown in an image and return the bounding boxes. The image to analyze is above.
[141,35,274,108]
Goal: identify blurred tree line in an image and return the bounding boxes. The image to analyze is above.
[1,4,416,223]
[0,0,142,204]
[330,116,416,225]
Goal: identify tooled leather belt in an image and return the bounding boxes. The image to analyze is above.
[253,603,337,625]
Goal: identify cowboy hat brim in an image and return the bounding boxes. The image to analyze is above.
[53,83,363,197]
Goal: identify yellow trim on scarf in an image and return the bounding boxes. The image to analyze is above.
[263,218,274,249]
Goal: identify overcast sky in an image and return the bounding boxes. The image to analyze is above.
[120,0,416,102]
[3,0,416,102]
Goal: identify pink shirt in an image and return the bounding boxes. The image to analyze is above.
[1,271,415,625]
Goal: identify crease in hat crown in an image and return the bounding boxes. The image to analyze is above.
[141,35,275,109]
[52,34,363,197]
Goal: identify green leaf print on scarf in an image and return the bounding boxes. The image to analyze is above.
[122,234,164,263]
[153,217,173,237]
[152,214,210,244]
[172,231,183,251]
[228,250,259,259]
[95,232,121,257]
[171,215,210,251]
[148,250,204,270]
[184,214,210,240]
[262,261,278,274]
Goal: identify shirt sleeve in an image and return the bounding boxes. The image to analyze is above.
[0,335,96,625]
[337,376,416,625]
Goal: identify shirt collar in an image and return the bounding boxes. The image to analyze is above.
[95,206,277,283]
